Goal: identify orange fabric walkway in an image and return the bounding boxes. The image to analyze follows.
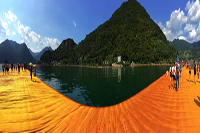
[0,67,200,132]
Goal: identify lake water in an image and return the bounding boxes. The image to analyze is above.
[34,65,169,107]
[0,64,169,107]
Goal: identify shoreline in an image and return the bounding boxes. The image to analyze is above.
[37,63,170,68]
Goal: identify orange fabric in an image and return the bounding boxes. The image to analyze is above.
[0,67,200,132]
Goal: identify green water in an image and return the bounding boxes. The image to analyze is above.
[35,65,169,107]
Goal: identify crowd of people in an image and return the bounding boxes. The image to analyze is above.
[169,62,181,91]
[167,61,200,92]
[1,63,27,75]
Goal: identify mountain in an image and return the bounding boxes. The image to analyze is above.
[29,46,53,61]
[171,39,200,60]
[40,39,77,64]
[29,48,38,57]
[40,0,176,65]
[0,39,36,63]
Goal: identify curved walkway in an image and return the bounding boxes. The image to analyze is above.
[0,67,200,132]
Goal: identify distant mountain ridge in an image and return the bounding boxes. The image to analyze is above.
[40,0,176,65]
[29,46,53,61]
[0,39,36,63]
[170,39,200,60]
[40,38,77,64]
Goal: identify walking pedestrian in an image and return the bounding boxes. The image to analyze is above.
[173,62,176,89]
[18,63,20,74]
[198,65,199,79]
[2,63,5,75]
[176,63,180,91]
[180,63,182,77]
[30,65,33,80]
[189,65,191,82]
[169,64,173,89]
[24,64,27,71]
[194,61,197,84]
[6,64,9,75]
[11,63,13,73]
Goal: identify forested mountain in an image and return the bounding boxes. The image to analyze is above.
[0,39,36,63]
[171,39,200,60]
[29,46,53,61]
[40,39,77,64]
[40,0,176,65]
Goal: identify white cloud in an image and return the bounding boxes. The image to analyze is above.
[0,40,3,44]
[2,10,61,52]
[17,20,60,51]
[189,29,197,39]
[184,24,196,32]
[178,36,187,41]
[17,21,31,44]
[28,31,43,44]
[166,8,187,33]
[161,1,200,42]
[29,47,40,53]
[17,22,43,45]
[185,1,194,11]
[186,0,200,25]
[4,11,17,22]
[0,18,10,35]
[161,8,187,41]
[12,31,16,35]
[44,37,60,50]
[158,22,164,28]
[17,21,30,35]
[73,21,76,27]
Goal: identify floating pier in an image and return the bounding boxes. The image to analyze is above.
[0,67,200,132]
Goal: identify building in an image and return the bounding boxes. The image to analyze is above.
[118,56,121,63]
[103,60,108,65]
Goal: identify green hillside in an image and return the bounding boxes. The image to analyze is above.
[171,39,200,61]
[40,0,176,65]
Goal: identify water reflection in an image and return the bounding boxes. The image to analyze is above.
[118,68,121,82]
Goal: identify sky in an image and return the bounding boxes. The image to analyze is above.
[0,0,199,52]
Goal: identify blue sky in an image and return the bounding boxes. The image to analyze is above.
[0,0,199,52]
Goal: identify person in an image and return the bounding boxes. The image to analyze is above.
[180,63,182,77]
[6,64,9,75]
[24,63,27,71]
[173,63,176,89]
[197,65,199,79]
[176,63,180,91]
[169,64,173,89]
[11,63,13,73]
[194,61,197,84]
[30,65,32,80]
[2,63,5,75]
[18,63,20,74]
[189,65,191,82]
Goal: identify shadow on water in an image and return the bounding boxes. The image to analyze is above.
[35,65,169,107]
[194,96,200,107]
